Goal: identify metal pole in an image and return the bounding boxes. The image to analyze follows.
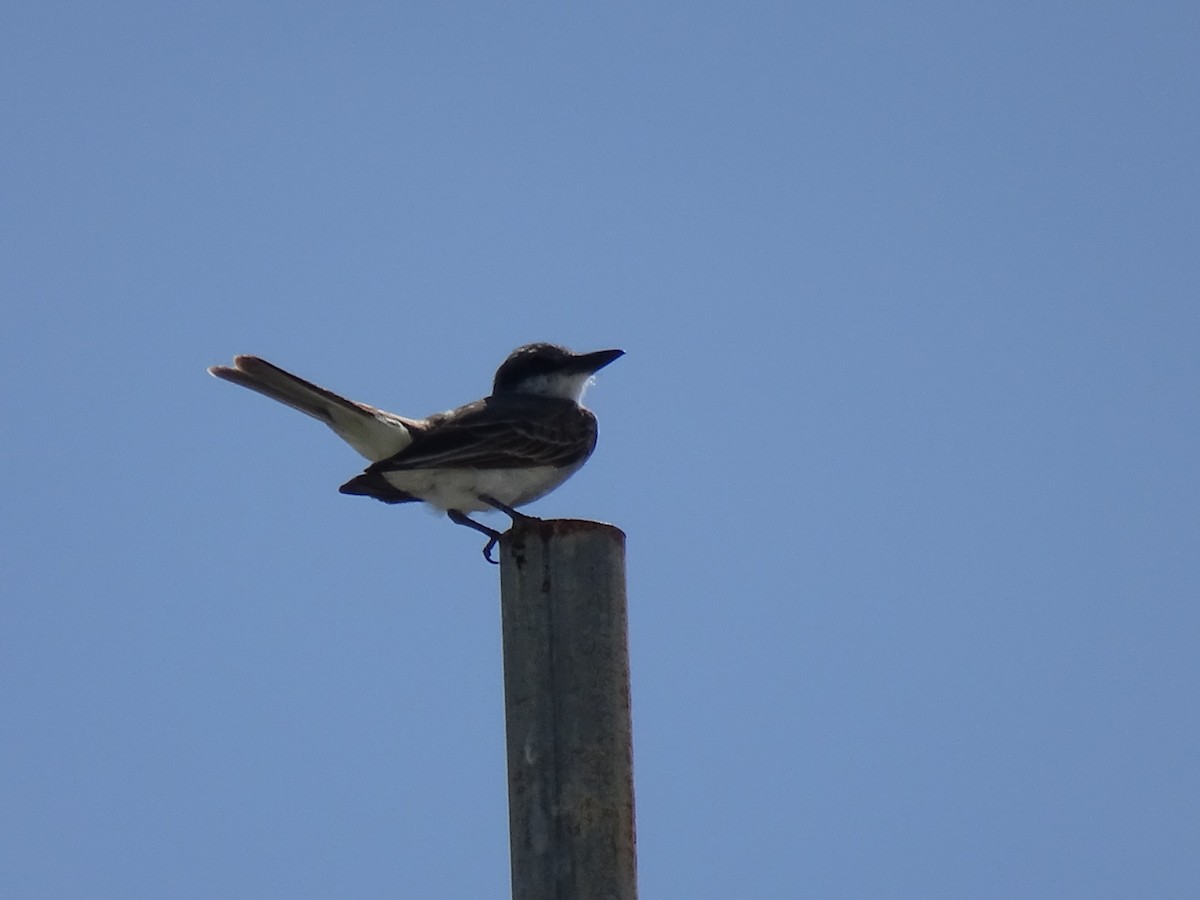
[499,518,637,900]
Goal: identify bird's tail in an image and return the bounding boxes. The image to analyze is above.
[208,356,414,461]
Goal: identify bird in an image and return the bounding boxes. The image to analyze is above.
[208,343,623,562]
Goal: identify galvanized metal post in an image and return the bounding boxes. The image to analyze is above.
[499,518,637,900]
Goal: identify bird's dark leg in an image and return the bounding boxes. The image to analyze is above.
[478,494,539,524]
[447,509,503,564]
[448,498,539,564]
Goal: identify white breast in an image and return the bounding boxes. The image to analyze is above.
[381,463,583,512]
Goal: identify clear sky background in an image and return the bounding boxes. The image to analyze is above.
[3,3,1198,898]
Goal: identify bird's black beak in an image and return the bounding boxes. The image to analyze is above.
[576,348,625,373]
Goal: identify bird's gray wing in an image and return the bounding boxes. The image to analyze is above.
[367,397,596,472]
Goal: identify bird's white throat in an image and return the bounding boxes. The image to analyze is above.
[510,371,595,402]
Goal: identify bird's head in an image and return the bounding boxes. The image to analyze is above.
[492,343,624,401]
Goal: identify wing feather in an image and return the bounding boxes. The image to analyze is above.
[366,396,596,473]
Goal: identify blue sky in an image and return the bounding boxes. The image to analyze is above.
[3,2,1198,897]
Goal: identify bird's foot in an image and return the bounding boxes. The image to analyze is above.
[447,509,504,565]
[448,498,539,564]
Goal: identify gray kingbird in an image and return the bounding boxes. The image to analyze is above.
[209,343,623,561]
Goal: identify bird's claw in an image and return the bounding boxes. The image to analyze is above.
[483,535,500,564]
[451,498,540,564]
